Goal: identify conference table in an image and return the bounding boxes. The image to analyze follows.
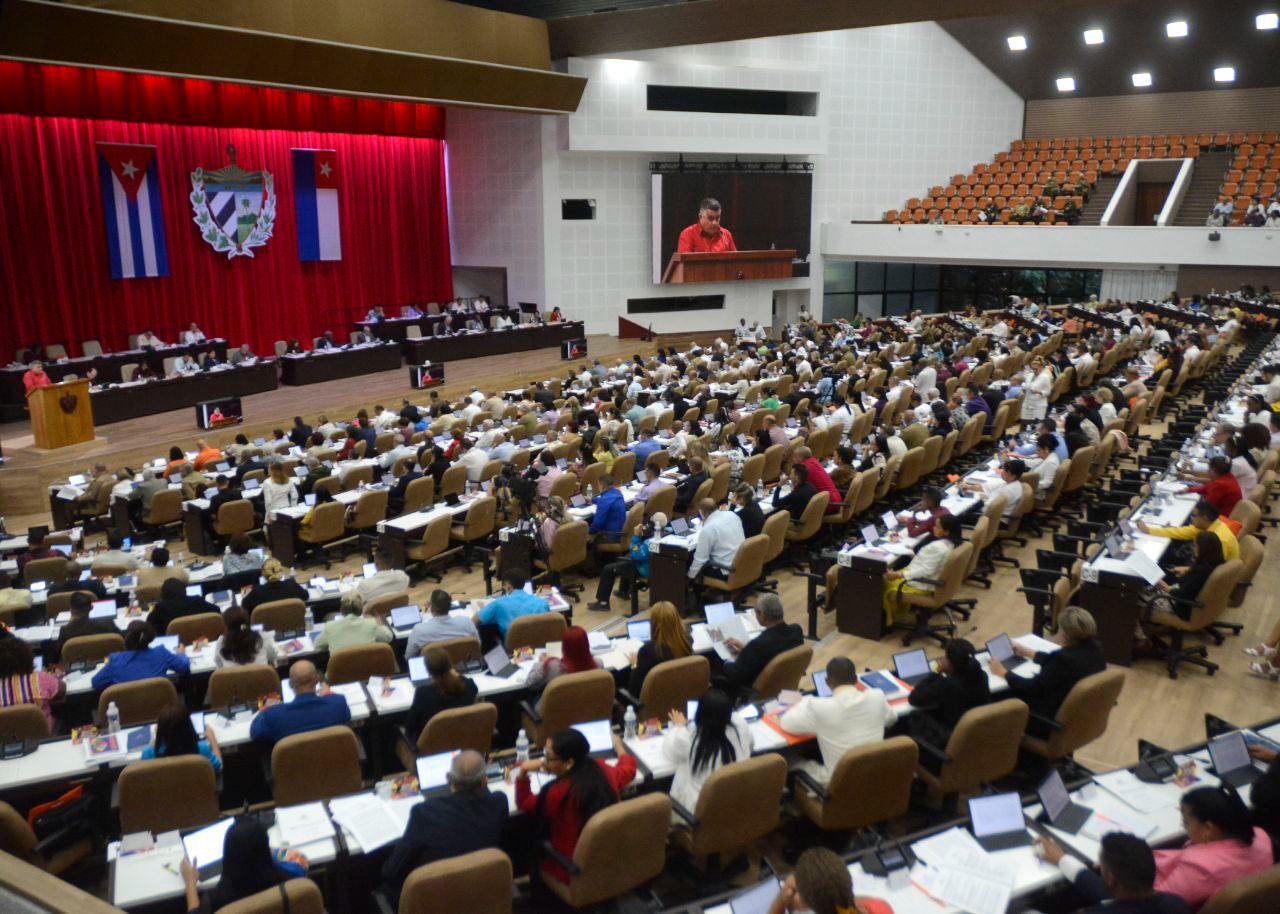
[401,321,584,364]
[0,339,229,421]
[278,342,403,386]
[353,306,523,342]
[88,359,279,425]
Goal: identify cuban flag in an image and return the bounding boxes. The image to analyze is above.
[96,142,169,279]
[292,148,342,261]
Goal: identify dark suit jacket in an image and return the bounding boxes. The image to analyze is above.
[147,596,219,635]
[240,579,309,614]
[1004,640,1106,737]
[772,482,819,521]
[1071,866,1191,914]
[720,622,805,692]
[380,789,508,910]
[735,501,765,539]
[387,470,422,515]
[208,488,242,515]
[289,425,312,448]
[674,472,709,513]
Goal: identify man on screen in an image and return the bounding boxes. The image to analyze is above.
[677,197,737,254]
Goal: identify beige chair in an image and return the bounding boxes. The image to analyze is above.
[213,499,255,539]
[342,463,373,490]
[216,879,325,914]
[671,754,787,864]
[540,793,672,909]
[438,464,467,501]
[424,636,482,665]
[61,633,124,665]
[398,848,513,914]
[405,513,461,580]
[643,484,677,519]
[595,502,644,562]
[326,643,397,684]
[98,677,179,727]
[1021,668,1124,762]
[296,501,350,565]
[533,519,589,599]
[206,664,281,709]
[450,495,497,564]
[141,488,184,536]
[250,598,306,633]
[345,488,389,541]
[0,800,92,876]
[792,736,919,832]
[1197,864,1280,914]
[699,533,770,603]
[751,644,813,702]
[118,757,221,835]
[167,612,226,645]
[397,702,499,771]
[271,726,363,806]
[402,476,435,514]
[0,704,50,741]
[784,490,829,549]
[917,699,1029,806]
[522,668,616,744]
[23,556,71,587]
[1230,534,1264,607]
[505,611,566,652]
[887,542,972,646]
[363,591,410,620]
[1147,559,1243,678]
[631,655,710,722]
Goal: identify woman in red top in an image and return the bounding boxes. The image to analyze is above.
[766,847,893,914]
[514,728,637,885]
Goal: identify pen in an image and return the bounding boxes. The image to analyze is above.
[162,862,180,876]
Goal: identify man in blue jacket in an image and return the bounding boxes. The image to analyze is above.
[588,474,626,543]
[249,660,351,744]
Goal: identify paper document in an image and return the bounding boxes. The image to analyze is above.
[276,802,335,846]
[329,795,405,852]
[914,863,1012,914]
[1094,769,1171,814]
[1125,549,1167,586]
[714,614,749,645]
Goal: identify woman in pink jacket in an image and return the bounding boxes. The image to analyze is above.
[1157,786,1273,910]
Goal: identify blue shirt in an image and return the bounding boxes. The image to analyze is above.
[476,590,550,637]
[141,739,222,772]
[249,692,351,744]
[1014,432,1067,461]
[630,438,661,465]
[628,534,651,578]
[91,647,190,691]
[589,487,627,538]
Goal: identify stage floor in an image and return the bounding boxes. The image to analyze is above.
[0,333,660,526]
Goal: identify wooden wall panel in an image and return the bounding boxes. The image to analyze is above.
[1025,87,1280,138]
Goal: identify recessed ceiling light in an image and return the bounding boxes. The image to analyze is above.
[1257,12,1278,29]
[1214,66,1236,82]
[1166,20,1188,38]
[1007,35,1027,51]
[1056,77,1077,92]
[1083,28,1105,45]
[1132,72,1153,87]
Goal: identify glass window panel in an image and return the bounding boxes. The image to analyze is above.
[886,292,912,316]
[857,293,884,319]
[913,290,939,313]
[913,264,940,291]
[856,262,885,292]
[823,261,856,294]
[885,263,914,292]
[823,293,857,322]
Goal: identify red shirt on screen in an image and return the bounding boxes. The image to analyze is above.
[677,223,737,254]
[23,369,51,396]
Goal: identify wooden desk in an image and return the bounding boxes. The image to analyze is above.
[279,344,402,385]
[662,249,796,283]
[834,556,891,641]
[1076,571,1146,667]
[648,546,692,615]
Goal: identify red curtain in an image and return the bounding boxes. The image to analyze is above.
[0,64,452,360]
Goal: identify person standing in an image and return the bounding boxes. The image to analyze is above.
[675,198,737,256]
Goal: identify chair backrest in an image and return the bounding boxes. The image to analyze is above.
[347,489,389,529]
[213,499,255,536]
[271,726,363,806]
[403,476,435,514]
[62,633,124,665]
[752,644,813,700]
[1185,559,1244,629]
[326,643,397,684]
[818,736,920,831]
[535,669,616,740]
[418,702,499,755]
[424,636,481,665]
[439,464,467,500]
[0,800,40,865]
[0,704,50,741]
[761,510,790,564]
[709,462,732,503]
[637,655,710,722]
[686,754,787,857]
[118,757,221,834]
[560,793,673,908]
[206,664,281,709]
[145,488,183,524]
[739,454,765,489]
[1197,864,1280,914]
[456,495,497,543]
[643,484,677,519]
[505,611,566,652]
[1063,445,1095,492]
[547,520,589,572]
[939,699,1030,796]
[724,533,771,591]
[611,452,636,482]
[23,557,70,586]
[399,848,513,914]
[215,879,325,914]
[761,444,786,482]
[301,501,347,542]
[895,447,926,491]
[250,598,306,633]
[790,491,829,541]
[99,677,179,727]
[1039,668,1125,758]
[1229,500,1261,540]
[168,612,227,645]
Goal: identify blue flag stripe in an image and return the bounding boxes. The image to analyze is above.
[292,149,320,262]
[125,191,146,277]
[146,161,169,276]
[98,155,124,280]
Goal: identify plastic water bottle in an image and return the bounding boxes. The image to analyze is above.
[303,605,314,632]
[515,729,530,763]
[623,705,637,739]
[176,550,185,567]
[106,701,120,734]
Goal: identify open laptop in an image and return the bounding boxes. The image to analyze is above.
[572,719,614,756]
[1037,769,1093,833]
[985,633,1028,672]
[569,494,587,508]
[968,791,1031,851]
[811,669,832,697]
[416,751,457,797]
[860,523,880,546]
[892,649,932,687]
[626,620,651,643]
[89,600,117,620]
[483,644,519,678]
[729,877,780,914]
[389,605,422,630]
[1208,731,1264,789]
[669,516,690,536]
[186,585,203,598]
[181,816,236,880]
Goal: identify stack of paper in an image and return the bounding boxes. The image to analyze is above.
[911,827,1014,914]
[328,794,405,852]
[276,802,336,846]
[1094,769,1172,814]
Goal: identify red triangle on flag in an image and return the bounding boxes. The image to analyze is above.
[97,143,156,201]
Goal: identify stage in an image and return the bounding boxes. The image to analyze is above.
[0,332,661,527]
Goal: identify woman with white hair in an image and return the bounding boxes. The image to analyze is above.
[1022,356,1053,422]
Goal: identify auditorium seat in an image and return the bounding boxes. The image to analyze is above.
[61,633,124,666]
[98,677,179,727]
[118,756,220,835]
[167,612,226,645]
[521,668,615,744]
[272,726,363,806]
[206,664,281,709]
[398,702,498,767]
[0,704,50,742]
[327,643,397,684]
[80,339,103,357]
[670,754,787,869]
[398,849,513,914]
[791,736,919,834]
[217,879,325,914]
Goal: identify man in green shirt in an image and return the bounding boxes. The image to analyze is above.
[315,603,395,653]
[760,388,781,410]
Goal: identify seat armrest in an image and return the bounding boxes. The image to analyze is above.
[519,700,542,725]
[911,576,944,589]
[616,688,641,708]
[1027,710,1065,732]
[1017,586,1056,602]
[913,736,950,765]
[669,797,700,828]
[788,767,830,802]
[540,840,581,877]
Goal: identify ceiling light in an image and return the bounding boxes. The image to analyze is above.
[1166,20,1188,38]
[1214,66,1236,82]
[1083,28,1105,45]
[1132,72,1153,87]
[1056,77,1077,92]
[1007,35,1027,51]
[1257,12,1278,29]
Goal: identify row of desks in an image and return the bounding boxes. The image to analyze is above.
[90,360,279,425]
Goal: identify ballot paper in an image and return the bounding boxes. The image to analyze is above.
[275,802,336,846]
[328,794,404,852]
[913,862,1012,914]
[1124,549,1167,586]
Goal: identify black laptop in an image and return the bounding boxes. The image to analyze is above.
[986,633,1028,672]
[1037,769,1093,834]
[968,791,1032,851]
[1208,731,1264,789]
[483,644,520,679]
[892,649,932,687]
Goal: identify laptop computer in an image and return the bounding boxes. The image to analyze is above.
[626,620,651,642]
[186,585,203,598]
[182,817,236,880]
[1208,731,1264,789]
[389,605,422,630]
[893,649,932,687]
[860,524,880,546]
[416,751,457,797]
[729,877,780,914]
[68,474,87,486]
[569,494,587,508]
[408,656,430,683]
[89,600,117,620]
[669,516,690,535]
[985,633,1028,672]
[1037,769,1093,833]
[483,645,519,678]
[243,477,260,491]
[968,791,1031,851]
[572,719,614,756]
[811,669,832,697]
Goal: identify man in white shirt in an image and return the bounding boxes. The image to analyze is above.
[180,323,206,345]
[984,319,1010,340]
[914,360,937,398]
[455,438,490,483]
[341,549,410,611]
[136,329,165,348]
[173,354,200,376]
[967,458,1026,522]
[492,313,513,330]
[460,400,483,425]
[779,656,896,783]
[372,405,399,431]
[688,499,744,581]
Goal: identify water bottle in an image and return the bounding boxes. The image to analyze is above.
[106,701,120,734]
[303,605,314,632]
[623,706,637,739]
[515,728,530,763]
[176,550,185,567]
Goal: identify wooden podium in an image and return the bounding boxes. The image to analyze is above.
[662,249,796,283]
[29,379,95,449]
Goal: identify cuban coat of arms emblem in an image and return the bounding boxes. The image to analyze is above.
[190,144,276,258]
